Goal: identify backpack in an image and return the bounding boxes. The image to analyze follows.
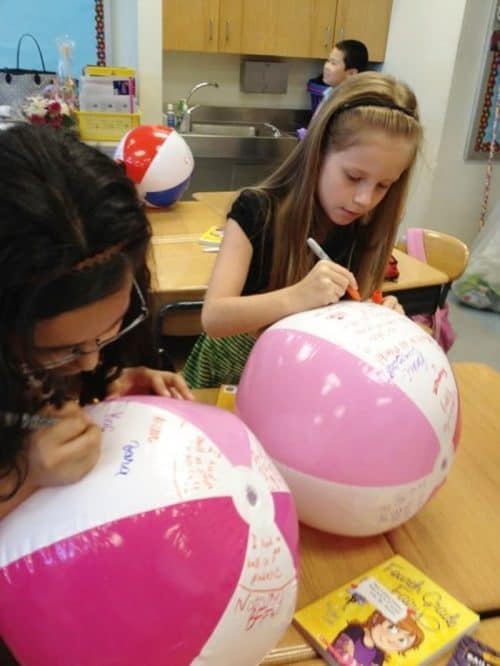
[406,228,456,352]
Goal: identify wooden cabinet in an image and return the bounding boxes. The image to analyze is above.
[216,0,338,58]
[162,0,219,52]
[334,0,393,62]
[163,0,392,61]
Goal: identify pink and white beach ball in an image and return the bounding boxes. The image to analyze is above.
[115,124,194,207]
[237,302,460,537]
[0,397,298,666]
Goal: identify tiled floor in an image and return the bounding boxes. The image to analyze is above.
[447,294,500,370]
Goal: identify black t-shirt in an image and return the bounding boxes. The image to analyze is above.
[228,189,360,295]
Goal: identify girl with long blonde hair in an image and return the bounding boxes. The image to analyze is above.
[184,72,424,388]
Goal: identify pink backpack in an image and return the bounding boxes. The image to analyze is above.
[406,228,456,352]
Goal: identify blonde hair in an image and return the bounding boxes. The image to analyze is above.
[249,72,423,297]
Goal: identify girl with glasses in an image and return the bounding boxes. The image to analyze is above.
[0,124,192,519]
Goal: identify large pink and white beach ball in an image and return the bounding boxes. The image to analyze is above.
[115,124,194,207]
[0,397,298,666]
[237,302,460,537]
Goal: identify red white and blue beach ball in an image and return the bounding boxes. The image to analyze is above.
[0,397,298,666]
[115,124,194,207]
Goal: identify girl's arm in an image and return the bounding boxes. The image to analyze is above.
[202,220,356,338]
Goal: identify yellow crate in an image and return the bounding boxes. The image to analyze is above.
[75,111,141,142]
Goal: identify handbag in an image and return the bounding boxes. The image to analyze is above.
[406,227,456,352]
[0,33,56,112]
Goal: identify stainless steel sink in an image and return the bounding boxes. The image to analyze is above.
[188,120,282,138]
[181,132,297,160]
[190,122,258,137]
[173,106,308,198]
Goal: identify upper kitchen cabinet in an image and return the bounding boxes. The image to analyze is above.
[222,0,338,58]
[334,0,393,62]
[162,0,219,52]
[163,0,392,61]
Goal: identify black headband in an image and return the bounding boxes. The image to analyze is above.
[336,97,415,118]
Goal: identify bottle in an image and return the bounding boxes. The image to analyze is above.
[166,103,176,128]
[56,35,76,109]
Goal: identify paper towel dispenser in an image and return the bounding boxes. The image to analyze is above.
[240,60,289,94]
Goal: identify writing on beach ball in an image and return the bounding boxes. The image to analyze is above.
[237,302,460,537]
[0,396,299,666]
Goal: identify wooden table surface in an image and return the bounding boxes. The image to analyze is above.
[193,362,500,665]
[193,189,238,217]
[149,200,448,304]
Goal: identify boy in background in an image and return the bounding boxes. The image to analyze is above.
[298,39,369,138]
[322,39,369,101]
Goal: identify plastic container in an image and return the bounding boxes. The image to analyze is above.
[75,111,141,141]
[166,103,176,128]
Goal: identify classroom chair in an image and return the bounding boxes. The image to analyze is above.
[154,300,203,371]
[396,228,470,350]
[396,228,470,305]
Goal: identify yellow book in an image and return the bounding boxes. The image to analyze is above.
[293,555,479,666]
[198,225,224,249]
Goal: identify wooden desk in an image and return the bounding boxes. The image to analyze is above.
[149,200,448,322]
[0,363,497,665]
[149,202,220,306]
[193,361,500,665]
[193,190,238,218]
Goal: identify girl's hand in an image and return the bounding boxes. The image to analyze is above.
[27,401,101,488]
[106,366,194,400]
[381,294,405,315]
[290,259,357,312]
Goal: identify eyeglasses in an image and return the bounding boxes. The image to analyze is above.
[32,279,149,370]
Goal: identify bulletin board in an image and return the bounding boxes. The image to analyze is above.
[0,0,106,78]
[465,0,499,160]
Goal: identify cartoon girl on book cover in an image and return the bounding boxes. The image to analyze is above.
[327,610,424,665]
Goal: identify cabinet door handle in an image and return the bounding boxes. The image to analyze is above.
[209,18,214,41]
[339,26,344,39]
[225,20,230,43]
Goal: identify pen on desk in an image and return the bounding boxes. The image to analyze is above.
[306,237,361,301]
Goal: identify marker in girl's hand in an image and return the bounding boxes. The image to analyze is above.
[306,237,361,301]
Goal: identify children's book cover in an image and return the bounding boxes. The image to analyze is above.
[447,635,500,665]
[198,225,224,249]
[293,555,479,666]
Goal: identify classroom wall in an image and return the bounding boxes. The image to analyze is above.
[162,51,321,111]
[0,0,98,80]
[425,0,500,245]
[383,0,499,245]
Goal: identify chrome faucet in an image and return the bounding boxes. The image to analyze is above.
[179,81,219,133]
[263,122,281,138]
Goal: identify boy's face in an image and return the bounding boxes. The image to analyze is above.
[323,47,350,87]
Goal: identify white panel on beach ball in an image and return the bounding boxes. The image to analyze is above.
[115,124,194,207]
[0,397,298,665]
[237,302,460,537]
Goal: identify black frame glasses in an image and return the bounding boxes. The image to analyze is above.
[32,278,149,370]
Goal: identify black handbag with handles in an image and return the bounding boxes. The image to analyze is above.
[0,33,56,112]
